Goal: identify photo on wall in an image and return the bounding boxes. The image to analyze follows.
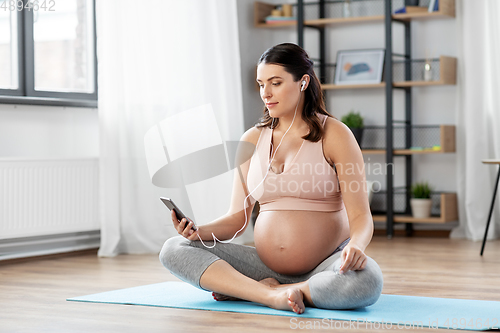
[334,49,385,85]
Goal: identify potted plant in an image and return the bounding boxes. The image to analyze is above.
[341,110,364,146]
[410,181,433,218]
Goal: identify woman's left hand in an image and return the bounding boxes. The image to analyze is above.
[339,243,367,274]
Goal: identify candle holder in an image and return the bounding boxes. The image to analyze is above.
[342,0,352,18]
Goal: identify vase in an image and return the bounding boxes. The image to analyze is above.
[342,1,352,18]
[282,4,293,17]
[410,198,432,218]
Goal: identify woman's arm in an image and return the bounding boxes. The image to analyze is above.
[323,117,374,273]
[176,127,261,241]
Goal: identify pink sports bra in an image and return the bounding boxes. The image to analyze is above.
[247,113,344,212]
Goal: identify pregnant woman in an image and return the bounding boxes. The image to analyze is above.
[160,43,383,314]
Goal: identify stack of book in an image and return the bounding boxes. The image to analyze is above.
[394,6,428,14]
[265,16,296,24]
[410,146,442,151]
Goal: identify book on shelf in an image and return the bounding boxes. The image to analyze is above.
[428,0,439,12]
[265,16,296,24]
[409,146,441,151]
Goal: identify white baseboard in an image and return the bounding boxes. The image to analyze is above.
[0,230,100,261]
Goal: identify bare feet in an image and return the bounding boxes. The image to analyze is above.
[212,278,305,314]
[212,277,281,301]
[212,292,239,302]
[271,288,305,314]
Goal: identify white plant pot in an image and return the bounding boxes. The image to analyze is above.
[410,198,432,218]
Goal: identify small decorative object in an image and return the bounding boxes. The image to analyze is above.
[334,49,385,85]
[341,110,364,146]
[282,4,293,17]
[410,181,433,218]
[271,8,282,16]
[423,60,433,81]
[342,0,352,18]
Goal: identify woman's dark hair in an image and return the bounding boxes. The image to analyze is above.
[256,43,331,142]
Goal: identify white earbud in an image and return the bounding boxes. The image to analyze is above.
[301,80,306,91]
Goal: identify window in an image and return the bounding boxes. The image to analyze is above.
[0,0,97,107]
[0,8,19,91]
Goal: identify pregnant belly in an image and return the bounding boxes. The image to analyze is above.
[253,209,350,275]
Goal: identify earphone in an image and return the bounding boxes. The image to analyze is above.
[196,78,306,248]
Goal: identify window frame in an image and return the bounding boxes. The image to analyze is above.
[0,0,98,108]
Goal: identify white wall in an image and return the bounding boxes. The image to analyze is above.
[0,104,98,158]
[236,0,458,230]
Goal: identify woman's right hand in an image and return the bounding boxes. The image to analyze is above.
[171,209,200,240]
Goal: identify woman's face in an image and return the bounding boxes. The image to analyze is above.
[256,63,302,119]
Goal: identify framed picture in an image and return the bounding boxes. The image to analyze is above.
[334,49,385,85]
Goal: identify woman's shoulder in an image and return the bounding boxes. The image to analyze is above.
[234,127,264,167]
[322,115,360,161]
[241,126,264,146]
[323,115,352,139]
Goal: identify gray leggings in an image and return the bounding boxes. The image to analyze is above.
[159,236,383,310]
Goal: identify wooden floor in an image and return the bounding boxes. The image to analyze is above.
[1,236,499,333]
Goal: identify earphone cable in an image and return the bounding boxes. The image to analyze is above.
[197,86,303,248]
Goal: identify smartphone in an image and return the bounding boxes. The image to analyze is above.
[160,197,197,231]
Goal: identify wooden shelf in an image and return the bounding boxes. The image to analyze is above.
[302,15,385,27]
[321,83,386,90]
[482,159,500,165]
[394,81,449,87]
[362,125,456,155]
[363,149,447,155]
[373,215,452,223]
[372,193,458,224]
[254,0,455,28]
[393,0,455,21]
[255,21,297,28]
[322,56,457,90]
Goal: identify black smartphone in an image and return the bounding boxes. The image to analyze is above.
[160,197,197,231]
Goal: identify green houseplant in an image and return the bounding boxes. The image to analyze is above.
[410,181,433,218]
[341,110,364,146]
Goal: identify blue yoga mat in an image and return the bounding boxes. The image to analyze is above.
[68,281,500,331]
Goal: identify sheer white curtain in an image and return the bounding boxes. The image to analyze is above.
[451,0,500,241]
[96,0,246,256]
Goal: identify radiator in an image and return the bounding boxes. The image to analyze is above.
[0,158,100,259]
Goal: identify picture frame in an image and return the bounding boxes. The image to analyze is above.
[334,49,386,85]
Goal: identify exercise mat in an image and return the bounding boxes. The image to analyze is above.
[68,281,500,331]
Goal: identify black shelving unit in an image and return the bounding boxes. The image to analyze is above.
[295,0,417,238]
